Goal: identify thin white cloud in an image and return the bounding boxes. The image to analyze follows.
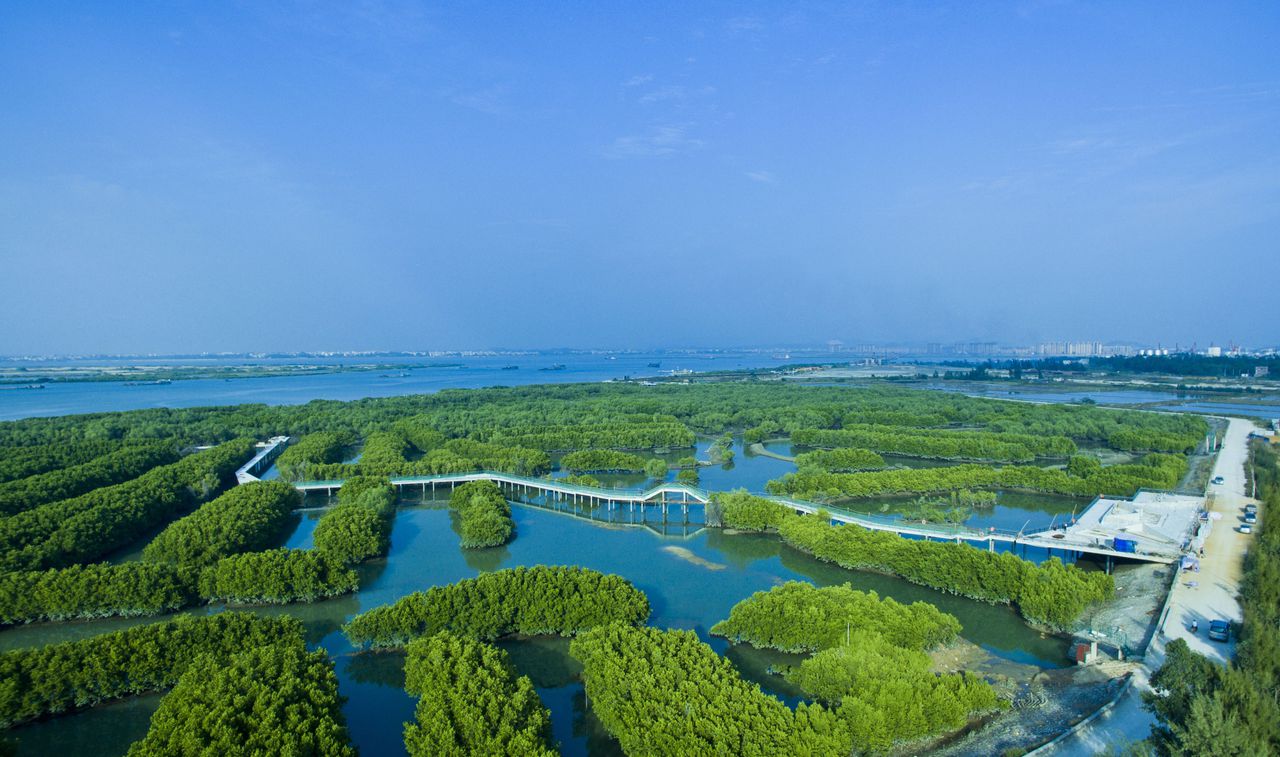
[639,85,687,104]
[638,84,716,105]
[623,74,653,87]
[601,125,704,159]
[745,170,775,183]
[1048,136,1117,154]
[450,85,508,115]
[1046,133,1186,162]
[960,175,1021,193]
[725,16,765,36]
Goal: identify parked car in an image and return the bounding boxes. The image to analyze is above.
[1208,620,1230,642]
[1211,476,1225,485]
[1245,504,1258,515]
[1245,512,1257,524]
[1240,524,1253,534]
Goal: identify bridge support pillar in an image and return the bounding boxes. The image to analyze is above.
[988,538,994,552]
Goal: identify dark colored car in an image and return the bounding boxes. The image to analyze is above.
[1208,620,1230,642]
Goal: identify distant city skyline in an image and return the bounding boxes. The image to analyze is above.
[2,3,1277,354]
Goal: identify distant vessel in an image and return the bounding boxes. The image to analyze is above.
[772,353,791,360]
[539,364,567,372]
[379,372,409,378]
[123,379,172,386]
[647,362,661,368]
[0,384,44,391]
[501,365,519,371]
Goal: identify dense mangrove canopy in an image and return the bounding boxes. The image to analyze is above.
[343,565,651,648]
[0,379,1208,754]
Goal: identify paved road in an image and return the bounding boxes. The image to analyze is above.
[1038,417,1258,755]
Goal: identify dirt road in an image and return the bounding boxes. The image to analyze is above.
[1152,416,1257,665]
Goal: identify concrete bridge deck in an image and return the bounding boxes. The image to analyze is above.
[236,436,290,485]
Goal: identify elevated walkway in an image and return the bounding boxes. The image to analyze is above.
[291,470,1178,564]
[296,470,709,505]
[235,436,290,484]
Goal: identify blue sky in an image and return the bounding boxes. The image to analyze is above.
[1,1,1277,354]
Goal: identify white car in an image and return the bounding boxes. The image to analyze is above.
[1240,524,1253,534]
[1211,476,1225,485]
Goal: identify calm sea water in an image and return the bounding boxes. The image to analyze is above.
[7,353,1263,422]
[0,353,779,421]
[1160,401,1280,419]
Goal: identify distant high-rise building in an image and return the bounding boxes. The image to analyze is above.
[971,342,999,356]
[1037,341,1112,357]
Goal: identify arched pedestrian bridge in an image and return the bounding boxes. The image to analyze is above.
[295,471,711,507]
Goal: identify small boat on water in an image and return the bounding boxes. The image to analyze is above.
[647,362,661,368]
[123,379,172,386]
[0,384,44,391]
[501,365,519,370]
[539,364,567,372]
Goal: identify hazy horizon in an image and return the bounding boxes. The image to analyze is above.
[0,337,1268,361]
[3,2,1277,354]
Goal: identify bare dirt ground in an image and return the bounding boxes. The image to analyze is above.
[746,441,795,462]
[925,652,1134,757]
[930,638,1043,691]
[1074,562,1173,656]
